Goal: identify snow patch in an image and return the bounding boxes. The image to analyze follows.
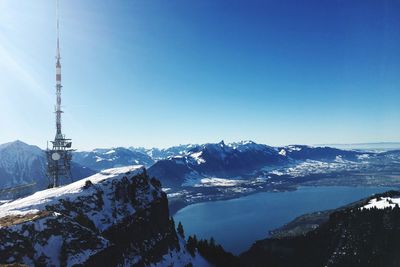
[190,151,206,164]
[362,197,400,210]
[286,145,302,152]
[194,178,245,187]
[357,154,370,160]
[104,149,116,155]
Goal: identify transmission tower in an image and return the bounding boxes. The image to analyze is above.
[46,0,74,188]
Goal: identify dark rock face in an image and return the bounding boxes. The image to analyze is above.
[240,191,400,267]
[0,167,195,266]
[84,174,180,266]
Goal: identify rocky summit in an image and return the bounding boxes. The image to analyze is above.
[0,166,209,267]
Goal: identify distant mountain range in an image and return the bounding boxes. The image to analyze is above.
[1,140,399,197]
[130,144,199,161]
[148,141,285,187]
[148,141,369,187]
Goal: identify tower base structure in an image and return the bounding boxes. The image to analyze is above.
[46,135,74,188]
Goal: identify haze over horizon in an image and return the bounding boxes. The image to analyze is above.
[1,0,399,150]
[2,139,400,152]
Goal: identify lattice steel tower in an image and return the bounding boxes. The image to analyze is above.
[46,0,74,188]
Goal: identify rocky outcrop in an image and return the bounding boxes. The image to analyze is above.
[0,166,208,266]
[240,191,400,267]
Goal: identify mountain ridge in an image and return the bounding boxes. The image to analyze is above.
[0,141,94,196]
[148,141,368,187]
[0,166,210,266]
[2,139,398,195]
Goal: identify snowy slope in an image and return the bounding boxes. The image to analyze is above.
[363,196,400,210]
[0,166,144,219]
[0,166,210,267]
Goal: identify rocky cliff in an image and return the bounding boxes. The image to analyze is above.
[0,166,209,267]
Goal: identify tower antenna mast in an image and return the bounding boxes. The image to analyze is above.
[46,0,74,188]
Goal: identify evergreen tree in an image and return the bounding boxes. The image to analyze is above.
[186,235,197,256]
[209,237,215,247]
[177,221,185,238]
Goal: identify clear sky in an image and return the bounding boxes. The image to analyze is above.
[0,0,399,150]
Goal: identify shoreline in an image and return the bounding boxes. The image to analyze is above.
[169,182,399,216]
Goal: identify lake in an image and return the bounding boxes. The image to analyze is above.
[173,186,395,254]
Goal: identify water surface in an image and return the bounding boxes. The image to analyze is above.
[174,186,395,254]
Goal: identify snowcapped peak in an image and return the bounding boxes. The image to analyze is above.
[228,140,274,153]
[228,140,253,148]
[233,140,255,146]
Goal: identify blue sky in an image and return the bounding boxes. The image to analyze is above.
[0,0,399,149]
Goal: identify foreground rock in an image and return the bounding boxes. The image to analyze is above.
[0,166,209,266]
[240,191,400,267]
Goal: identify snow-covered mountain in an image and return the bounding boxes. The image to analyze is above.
[73,147,155,171]
[148,141,367,187]
[0,166,210,266]
[0,141,94,196]
[61,142,375,181]
[1,140,392,192]
[148,140,287,187]
[130,144,198,161]
[0,140,47,190]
